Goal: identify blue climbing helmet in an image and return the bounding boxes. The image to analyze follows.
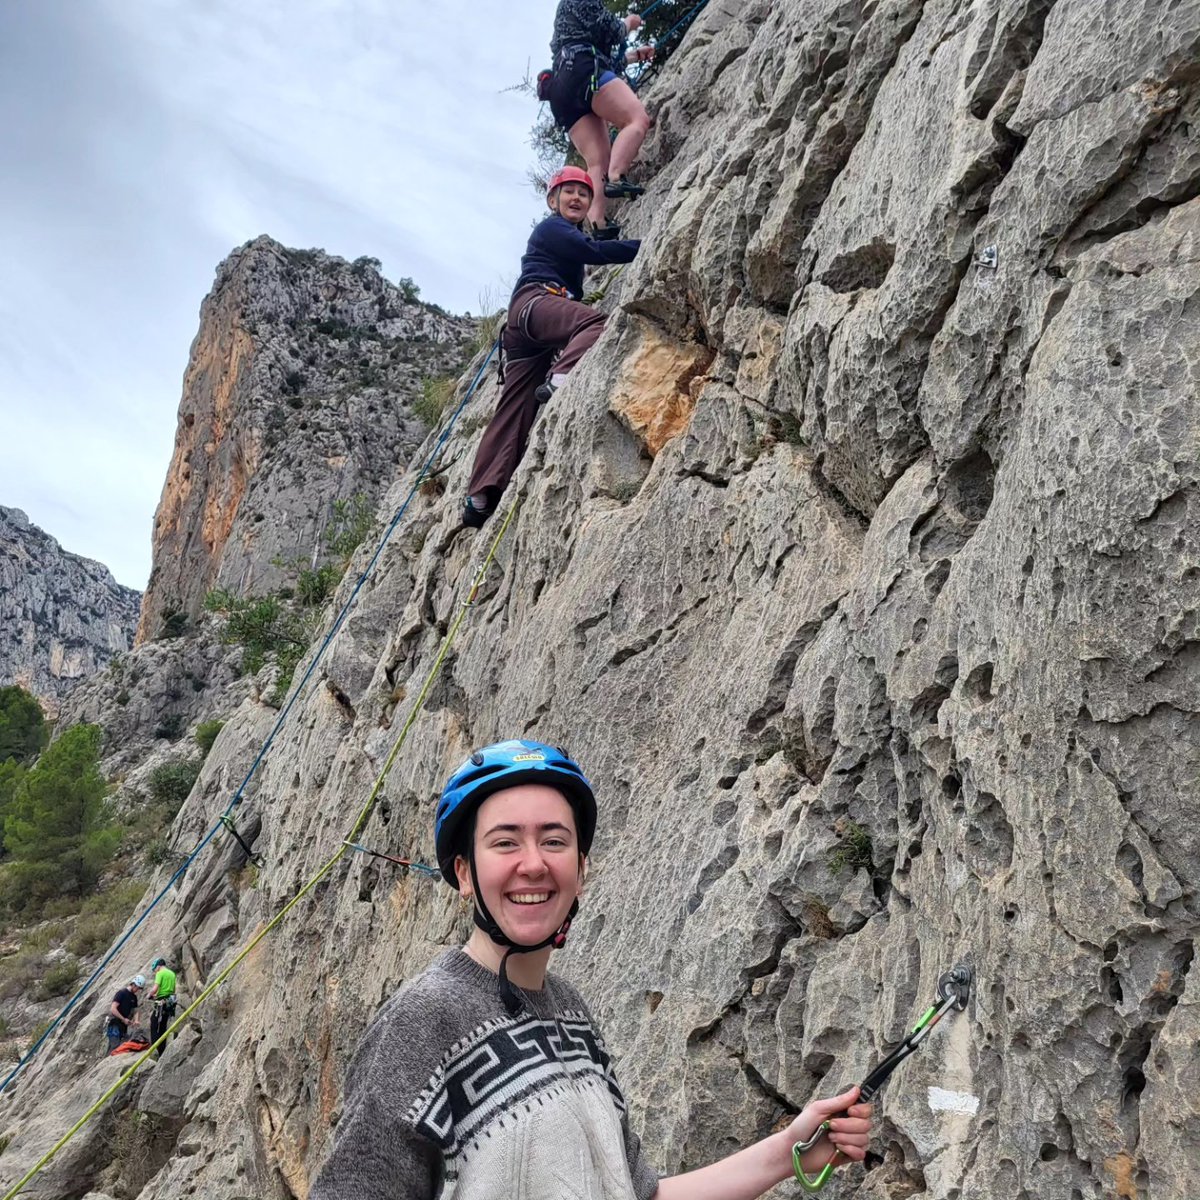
[435,739,596,886]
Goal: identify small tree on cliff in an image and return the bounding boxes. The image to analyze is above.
[0,724,119,913]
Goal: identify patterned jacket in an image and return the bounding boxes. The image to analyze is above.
[551,0,628,74]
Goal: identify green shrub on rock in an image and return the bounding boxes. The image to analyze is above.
[194,720,225,757]
[147,760,201,810]
[37,956,80,1000]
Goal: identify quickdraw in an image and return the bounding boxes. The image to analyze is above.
[343,839,439,877]
[628,0,712,91]
[793,963,973,1193]
[220,813,265,868]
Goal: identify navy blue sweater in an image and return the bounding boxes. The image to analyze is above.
[513,216,640,300]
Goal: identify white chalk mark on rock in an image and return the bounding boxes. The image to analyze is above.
[928,1087,980,1115]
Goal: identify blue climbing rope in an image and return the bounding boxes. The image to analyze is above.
[629,0,712,90]
[0,339,499,1097]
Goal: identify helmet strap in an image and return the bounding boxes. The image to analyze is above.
[468,849,578,1015]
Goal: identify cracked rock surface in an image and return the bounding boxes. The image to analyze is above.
[2,3,1199,1199]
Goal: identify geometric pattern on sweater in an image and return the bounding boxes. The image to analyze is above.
[407,1011,628,1160]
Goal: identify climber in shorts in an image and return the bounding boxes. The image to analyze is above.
[310,739,874,1199]
[462,167,641,529]
[546,0,656,232]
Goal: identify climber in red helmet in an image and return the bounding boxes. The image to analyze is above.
[544,0,656,232]
[462,167,640,529]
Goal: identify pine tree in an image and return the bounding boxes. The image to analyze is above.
[0,686,48,765]
[0,724,119,912]
[0,759,24,848]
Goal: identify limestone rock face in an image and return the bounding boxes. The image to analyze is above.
[0,506,140,715]
[136,236,477,644]
[57,615,252,776]
[4,4,1200,1200]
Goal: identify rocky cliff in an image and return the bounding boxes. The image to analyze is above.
[3,3,1199,1199]
[0,506,140,716]
[136,237,476,644]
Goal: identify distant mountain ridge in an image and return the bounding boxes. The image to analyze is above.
[0,505,140,715]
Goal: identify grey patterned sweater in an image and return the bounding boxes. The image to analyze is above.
[310,949,660,1200]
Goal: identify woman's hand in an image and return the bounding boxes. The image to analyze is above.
[625,13,644,31]
[626,45,655,64]
[787,1086,874,1171]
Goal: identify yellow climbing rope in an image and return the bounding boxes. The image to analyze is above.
[2,502,519,1200]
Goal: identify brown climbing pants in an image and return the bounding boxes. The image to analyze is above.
[467,283,607,501]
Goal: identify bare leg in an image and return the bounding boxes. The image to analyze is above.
[568,113,612,227]
[593,78,651,183]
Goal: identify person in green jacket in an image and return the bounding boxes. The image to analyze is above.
[147,956,178,1058]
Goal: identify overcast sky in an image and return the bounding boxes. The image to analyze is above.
[0,0,560,590]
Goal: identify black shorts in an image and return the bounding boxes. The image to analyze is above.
[549,48,618,131]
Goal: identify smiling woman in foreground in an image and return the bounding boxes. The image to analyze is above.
[310,739,873,1199]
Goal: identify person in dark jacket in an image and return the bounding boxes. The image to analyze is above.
[462,167,640,528]
[105,975,143,1054]
[547,0,656,231]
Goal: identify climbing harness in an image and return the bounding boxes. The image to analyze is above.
[2,502,519,1200]
[792,963,974,1193]
[343,839,440,877]
[220,814,265,868]
[0,342,499,1099]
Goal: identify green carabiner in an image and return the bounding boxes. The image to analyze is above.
[792,1122,838,1193]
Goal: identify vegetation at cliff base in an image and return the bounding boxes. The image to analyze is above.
[0,724,119,917]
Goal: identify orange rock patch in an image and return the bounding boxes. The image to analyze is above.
[609,326,714,456]
[1103,1152,1140,1200]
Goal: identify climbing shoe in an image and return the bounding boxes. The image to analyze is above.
[604,175,644,200]
[462,494,494,529]
[592,222,622,241]
[534,380,557,405]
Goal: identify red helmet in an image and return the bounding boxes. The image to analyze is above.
[547,166,595,197]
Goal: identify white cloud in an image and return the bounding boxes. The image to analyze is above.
[0,0,561,589]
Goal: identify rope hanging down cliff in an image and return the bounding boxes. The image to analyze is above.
[0,340,499,1099]
[1,501,519,1200]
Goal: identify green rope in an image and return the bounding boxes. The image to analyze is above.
[2,502,519,1200]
